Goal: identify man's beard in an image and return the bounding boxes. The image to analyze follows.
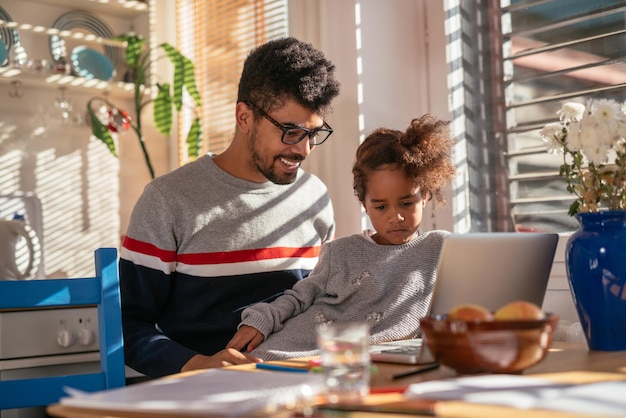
[248,130,301,185]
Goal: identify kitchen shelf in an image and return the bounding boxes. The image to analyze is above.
[29,0,149,17]
[0,66,141,99]
[0,0,153,99]
[0,19,128,49]
[0,18,131,98]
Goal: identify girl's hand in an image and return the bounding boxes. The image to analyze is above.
[226,325,265,352]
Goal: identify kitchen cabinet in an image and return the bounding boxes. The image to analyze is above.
[0,0,152,98]
[0,0,162,280]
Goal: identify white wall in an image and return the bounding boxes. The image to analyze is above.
[290,0,453,238]
[288,0,362,238]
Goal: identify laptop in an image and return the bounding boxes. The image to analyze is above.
[370,232,559,364]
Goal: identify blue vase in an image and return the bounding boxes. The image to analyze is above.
[566,210,626,350]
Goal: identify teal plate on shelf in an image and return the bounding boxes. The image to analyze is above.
[70,46,115,81]
[0,40,6,67]
[49,10,121,75]
[0,4,19,67]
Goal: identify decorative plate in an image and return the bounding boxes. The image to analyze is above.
[0,5,20,63]
[71,46,115,81]
[49,10,122,75]
[0,39,6,67]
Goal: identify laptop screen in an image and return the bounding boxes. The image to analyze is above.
[427,232,559,315]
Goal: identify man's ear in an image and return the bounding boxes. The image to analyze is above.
[236,102,253,133]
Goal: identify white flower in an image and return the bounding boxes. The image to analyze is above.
[542,98,626,214]
[539,122,565,154]
[565,121,582,151]
[581,142,610,165]
[590,99,624,126]
[557,102,585,123]
[591,122,615,148]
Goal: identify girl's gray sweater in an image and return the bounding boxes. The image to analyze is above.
[241,230,449,360]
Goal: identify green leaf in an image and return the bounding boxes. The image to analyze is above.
[182,56,201,108]
[161,43,185,111]
[127,36,145,68]
[159,43,201,109]
[86,39,203,179]
[88,109,117,156]
[186,117,202,157]
[154,83,173,137]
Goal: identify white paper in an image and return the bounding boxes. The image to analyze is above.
[61,369,325,416]
[405,374,626,416]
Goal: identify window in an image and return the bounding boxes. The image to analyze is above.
[176,0,288,163]
[446,0,626,233]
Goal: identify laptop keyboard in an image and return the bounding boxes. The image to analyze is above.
[374,338,422,349]
[369,339,424,364]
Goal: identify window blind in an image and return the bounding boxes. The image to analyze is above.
[502,0,626,232]
[176,0,288,164]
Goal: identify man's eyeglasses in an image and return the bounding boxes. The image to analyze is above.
[243,101,333,146]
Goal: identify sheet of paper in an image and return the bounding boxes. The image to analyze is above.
[405,374,626,416]
[61,369,325,416]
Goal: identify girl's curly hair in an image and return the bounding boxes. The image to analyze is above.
[352,114,456,204]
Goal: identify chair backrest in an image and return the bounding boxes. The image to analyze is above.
[0,248,125,409]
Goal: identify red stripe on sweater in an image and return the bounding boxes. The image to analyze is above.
[123,237,320,265]
[123,237,177,262]
[178,246,321,265]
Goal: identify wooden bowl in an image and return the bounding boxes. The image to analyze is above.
[419,313,559,374]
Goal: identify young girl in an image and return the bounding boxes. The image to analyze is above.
[227,114,456,360]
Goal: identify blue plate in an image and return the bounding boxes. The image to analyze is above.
[0,5,19,52]
[49,10,121,74]
[70,46,115,81]
[0,40,6,67]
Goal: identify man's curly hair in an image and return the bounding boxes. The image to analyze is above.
[237,37,341,114]
[352,114,456,205]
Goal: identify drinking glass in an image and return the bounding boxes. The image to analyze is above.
[316,322,370,403]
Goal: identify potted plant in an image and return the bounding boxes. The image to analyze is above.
[87,34,202,179]
[540,99,626,351]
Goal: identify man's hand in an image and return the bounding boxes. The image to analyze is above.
[226,325,265,352]
[180,349,261,372]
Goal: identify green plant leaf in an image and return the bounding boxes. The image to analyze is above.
[160,43,201,109]
[186,117,202,157]
[182,56,201,108]
[159,44,203,160]
[88,110,117,156]
[160,43,185,111]
[86,39,202,179]
[154,83,173,137]
[118,34,145,68]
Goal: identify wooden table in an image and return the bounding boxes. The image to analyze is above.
[47,342,626,418]
[373,341,626,385]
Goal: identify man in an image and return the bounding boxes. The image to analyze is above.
[120,37,341,378]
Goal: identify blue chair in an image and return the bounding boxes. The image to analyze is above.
[0,248,125,410]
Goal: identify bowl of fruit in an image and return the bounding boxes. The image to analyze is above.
[419,301,558,375]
